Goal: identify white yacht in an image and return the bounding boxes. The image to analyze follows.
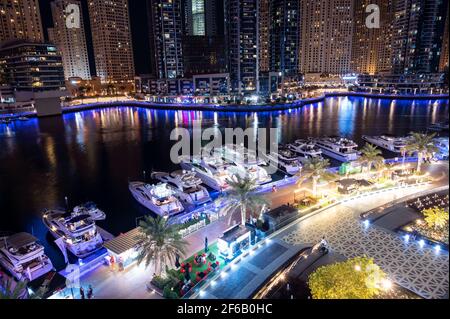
[129,182,185,216]
[362,135,408,153]
[287,139,323,162]
[313,137,360,162]
[216,145,272,185]
[42,210,104,258]
[180,156,233,191]
[263,145,302,175]
[72,202,106,220]
[151,170,211,205]
[0,233,54,281]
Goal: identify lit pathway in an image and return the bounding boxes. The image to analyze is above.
[279,184,449,299]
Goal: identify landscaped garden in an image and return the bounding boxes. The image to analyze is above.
[150,242,227,298]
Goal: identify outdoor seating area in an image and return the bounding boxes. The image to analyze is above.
[336,178,373,194]
[406,192,449,212]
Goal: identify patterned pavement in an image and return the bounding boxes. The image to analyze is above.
[280,185,449,299]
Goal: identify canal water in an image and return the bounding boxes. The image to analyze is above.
[0,96,448,270]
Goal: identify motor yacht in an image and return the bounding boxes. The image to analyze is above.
[287,139,323,162]
[362,134,408,153]
[42,210,104,258]
[72,202,106,220]
[0,232,54,281]
[313,137,359,162]
[151,170,211,205]
[263,145,302,175]
[129,182,185,216]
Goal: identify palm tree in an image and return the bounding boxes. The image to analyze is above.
[296,157,335,198]
[358,143,385,172]
[404,132,438,173]
[0,278,28,299]
[135,216,188,276]
[219,174,268,225]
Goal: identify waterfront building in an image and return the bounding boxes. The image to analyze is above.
[182,35,226,77]
[225,0,259,94]
[392,0,448,74]
[439,6,449,72]
[351,0,396,74]
[0,0,43,44]
[87,0,135,84]
[258,0,270,73]
[192,73,230,95]
[148,0,184,79]
[299,0,354,75]
[269,0,300,78]
[48,0,91,80]
[0,40,65,92]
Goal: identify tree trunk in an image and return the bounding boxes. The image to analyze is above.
[241,205,246,226]
[417,152,422,173]
[312,176,318,198]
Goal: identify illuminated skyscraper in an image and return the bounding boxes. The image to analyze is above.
[149,0,184,79]
[392,0,448,74]
[351,0,395,74]
[49,0,90,80]
[259,0,270,73]
[439,6,449,72]
[87,0,135,83]
[225,0,259,94]
[0,0,43,43]
[299,0,354,75]
[270,0,300,77]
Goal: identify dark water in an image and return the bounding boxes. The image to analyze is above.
[0,96,448,269]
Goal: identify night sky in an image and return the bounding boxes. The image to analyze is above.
[38,0,152,76]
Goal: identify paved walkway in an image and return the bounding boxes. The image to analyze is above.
[279,185,449,299]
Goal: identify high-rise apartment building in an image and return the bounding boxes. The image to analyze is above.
[299,0,354,75]
[48,0,90,80]
[392,0,448,74]
[87,0,135,83]
[149,0,184,79]
[259,0,270,73]
[351,0,395,74]
[0,0,43,43]
[225,0,259,94]
[270,0,300,77]
[439,6,449,72]
[185,0,224,36]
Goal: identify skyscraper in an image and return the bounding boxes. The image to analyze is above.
[185,0,224,36]
[299,0,354,75]
[259,0,270,73]
[439,6,449,72]
[87,0,135,83]
[392,0,448,74]
[270,0,300,77]
[351,0,395,74]
[149,0,184,79]
[225,0,259,94]
[0,0,43,43]
[49,0,90,80]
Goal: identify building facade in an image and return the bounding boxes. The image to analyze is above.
[269,0,300,77]
[299,0,354,75]
[351,0,395,74]
[182,35,226,77]
[258,0,270,73]
[439,6,449,72]
[0,41,65,91]
[0,0,43,44]
[225,0,259,94]
[392,0,448,74]
[88,0,135,83]
[149,0,184,79]
[49,0,90,80]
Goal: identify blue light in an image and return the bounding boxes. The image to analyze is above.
[363,220,370,228]
[434,245,441,252]
[403,234,410,242]
[418,239,425,248]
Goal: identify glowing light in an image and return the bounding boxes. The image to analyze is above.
[381,279,392,291]
[434,245,441,252]
[363,220,370,228]
[403,234,410,242]
[211,280,216,287]
[418,239,425,248]
[199,290,205,297]
[354,265,361,271]
[221,272,227,279]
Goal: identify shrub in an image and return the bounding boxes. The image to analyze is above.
[163,285,179,299]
